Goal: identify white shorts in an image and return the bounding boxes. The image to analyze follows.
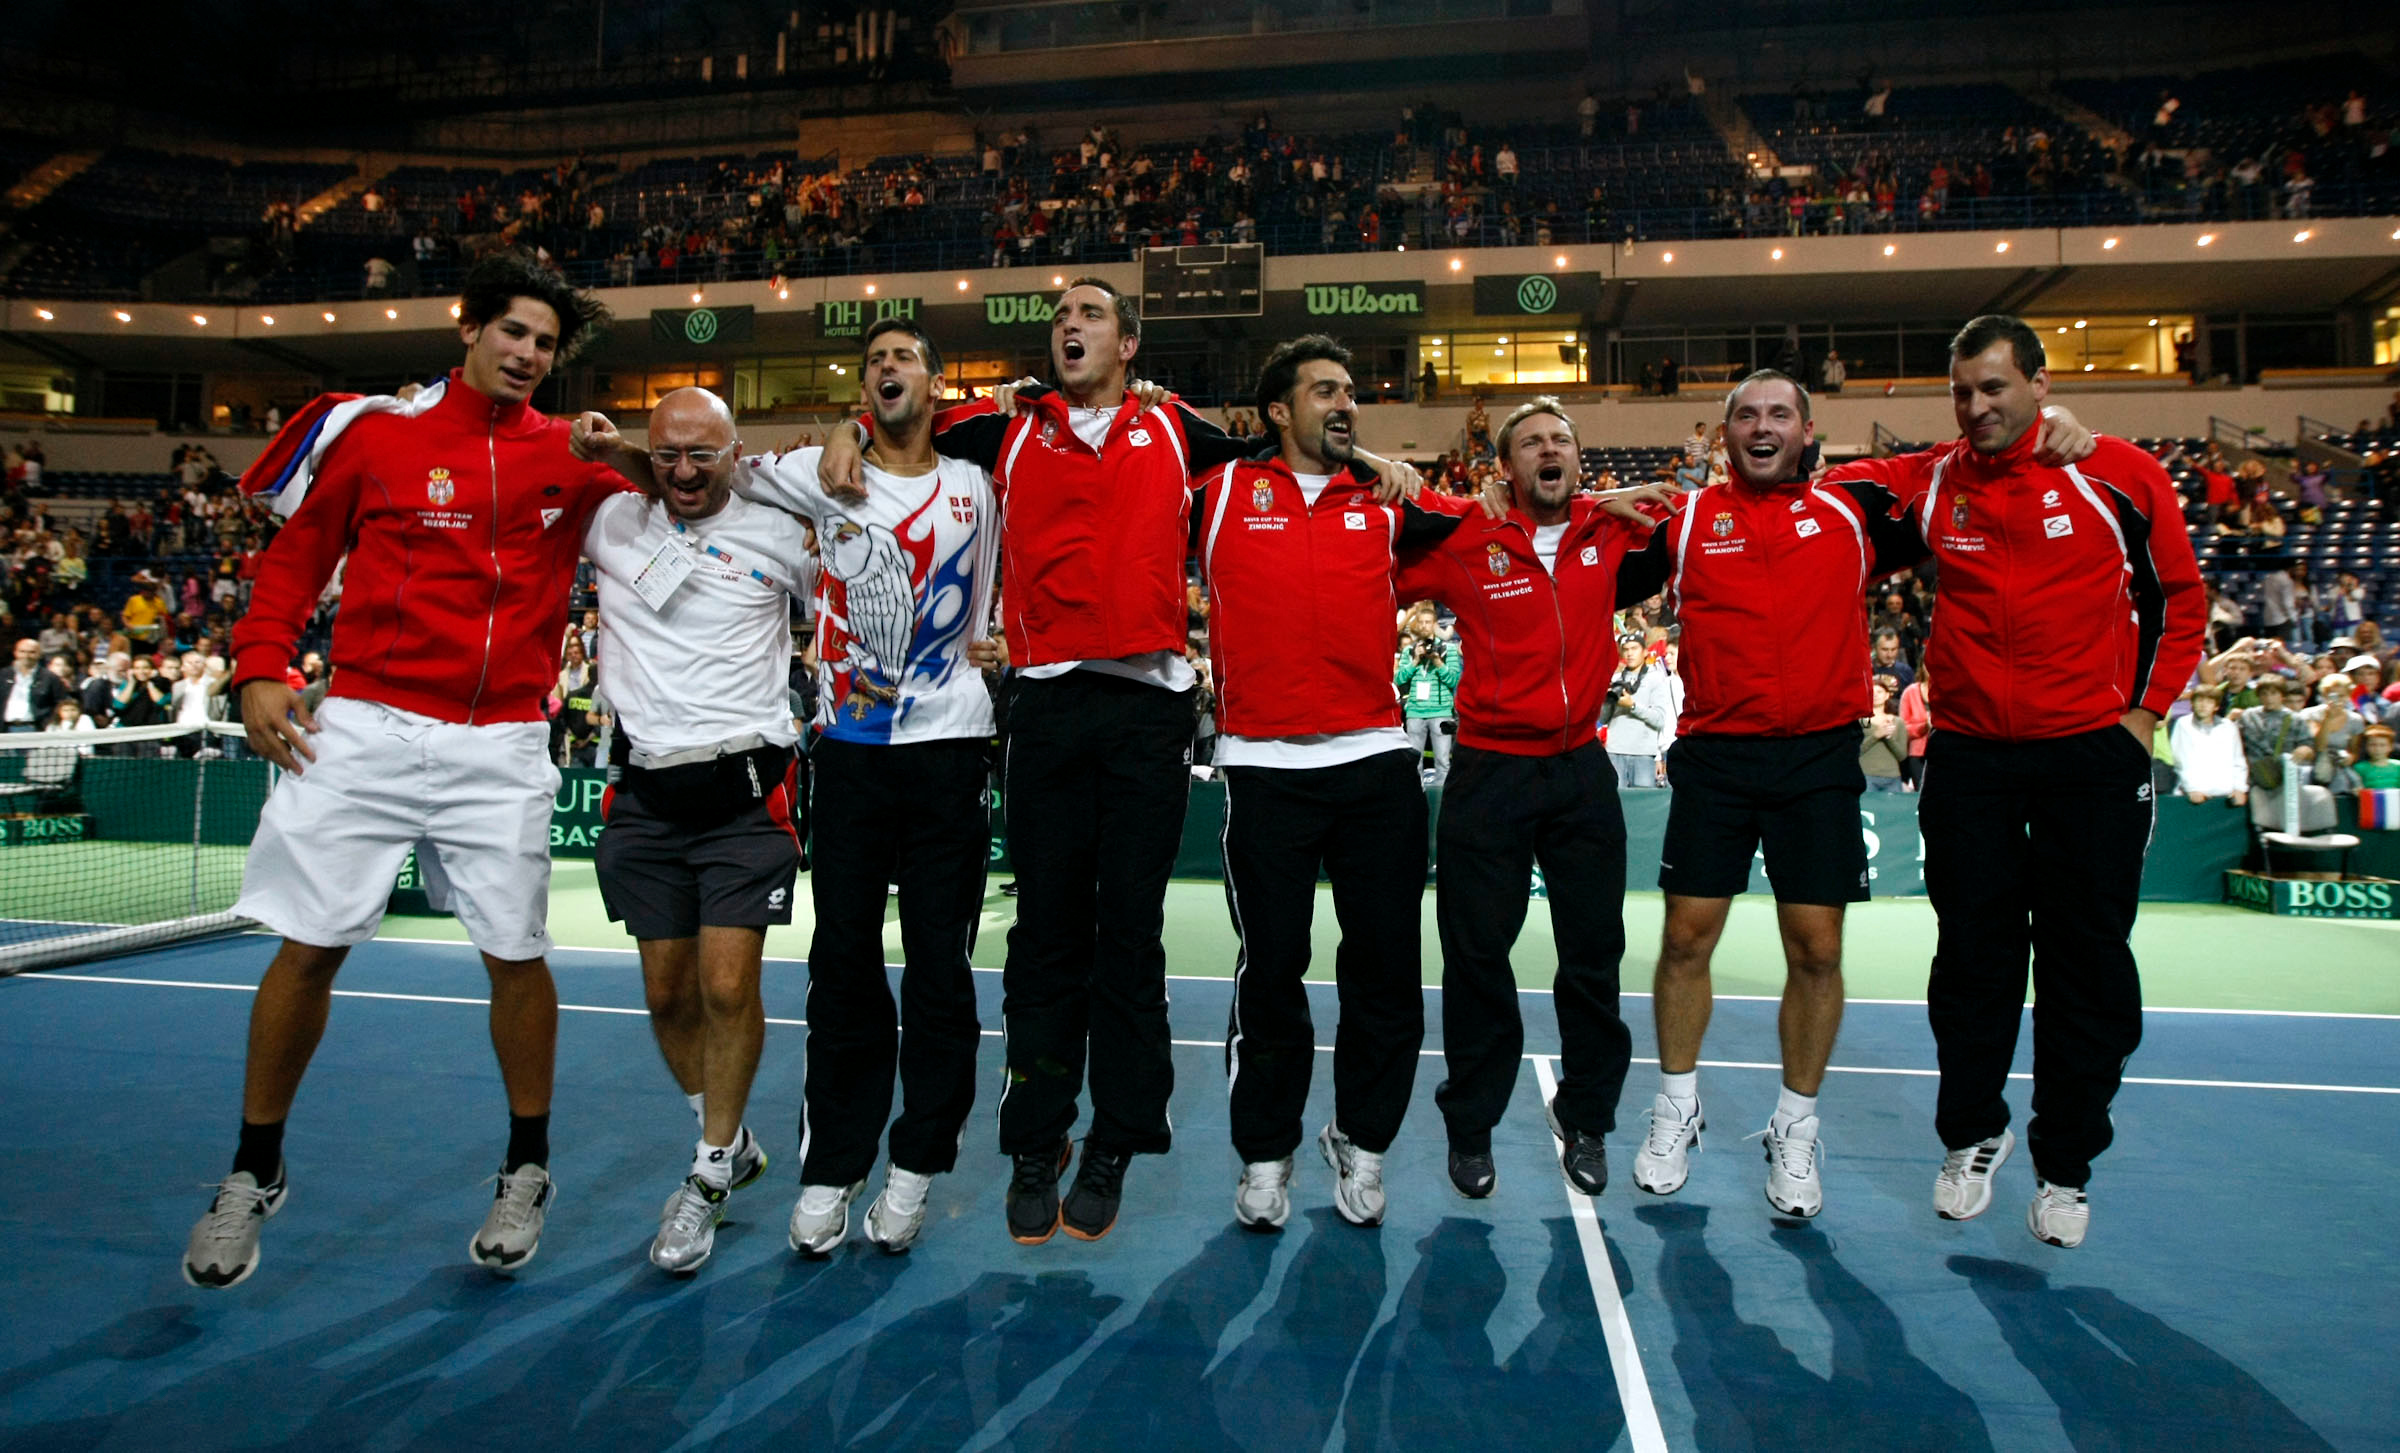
[235,697,559,960]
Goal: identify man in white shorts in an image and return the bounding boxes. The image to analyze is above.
[185,257,620,1288]
[569,387,810,1275]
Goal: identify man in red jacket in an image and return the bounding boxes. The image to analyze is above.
[183,258,620,1289]
[1393,399,1662,1201]
[1200,336,1468,1231]
[1824,315,2204,1248]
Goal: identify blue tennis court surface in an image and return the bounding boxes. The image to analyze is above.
[2,936,2391,1450]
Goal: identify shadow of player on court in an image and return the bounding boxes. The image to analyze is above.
[1344,1216,1627,1450]
[1949,1255,2335,1452]
[1639,1202,1994,1450]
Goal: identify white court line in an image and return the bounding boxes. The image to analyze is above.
[1530,1054,1668,1453]
[358,937,2400,1021]
[19,973,2400,1096]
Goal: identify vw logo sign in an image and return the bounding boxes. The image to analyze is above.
[1515,275,1558,314]
[684,308,720,344]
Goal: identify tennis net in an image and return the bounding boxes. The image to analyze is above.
[0,720,269,974]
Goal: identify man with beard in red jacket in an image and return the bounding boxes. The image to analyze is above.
[183,258,621,1289]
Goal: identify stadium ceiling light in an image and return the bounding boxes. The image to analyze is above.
[260,314,274,326]
[1448,258,1464,271]
[1554,254,1568,268]
[323,311,337,323]
[2103,237,2120,249]
[2149,317,2160,326]
[691,290,704,304]
[384,308,398,320]
[957,278,970,291]
[1396,244,1406,252]
[2197,233,2216,246]
[2392,227,2400,240]
[2056,326,2068,334]
[1051,274,1065,286]
[1995,240,2010,253]
[113,311,131,322]
[1771,247,1784,260]
[33,308,52,320]
[777,287,790,300]
[1661,251,1673,263]
[191,314,208,326]
[2082,363,2095,371]
[2074,319,2087,329]
[449,303,461,318]
[864,282,877,295]
[2293,229,2312,243]
[1883,244,1896,256]
[1498,336,1508,344]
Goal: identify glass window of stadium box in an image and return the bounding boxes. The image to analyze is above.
[1418,331,1585,390]
[2376,307,2400,368]
[0,369,73,415]
[2020,317,2193,375]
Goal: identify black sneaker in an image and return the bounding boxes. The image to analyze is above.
[1006,1138,1072,1245]
[1061,1144,1131,1241]
[1547,1099,1609,1197]
[1447,1146,1497,1199]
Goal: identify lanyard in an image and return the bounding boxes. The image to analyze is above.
[671,518,780,590]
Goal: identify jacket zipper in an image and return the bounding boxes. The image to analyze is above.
[465,419,501,724]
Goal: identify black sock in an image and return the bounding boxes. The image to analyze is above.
[505,1113,550,1173]
[233,1119,285,1184]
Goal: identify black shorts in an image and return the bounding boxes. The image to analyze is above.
[594,761,804,940]
[1658,727,1869,905]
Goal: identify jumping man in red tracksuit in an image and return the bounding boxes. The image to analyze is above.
[1823,314,2204,1248]
[184,258,622,1289]
[1393,398,1664,1201]
[1200,336,1470,1231]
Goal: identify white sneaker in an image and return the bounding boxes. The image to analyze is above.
[1757,1115,1823,1219]
[865,1168,933,1253]
[788,1181,864,1255]
[1317,1124,1385,1228]
[1235,1157,1293,1230]
[470,1164,556,1274]
[2027,1179,2089,1248]
[651,1176,728,1274]
[182,1165,287,1289]
[1932,1131,2014,1221]
[1632,1094,1705,1195]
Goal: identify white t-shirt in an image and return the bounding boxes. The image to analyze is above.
[740,447,999,745]
[583,490,812,756]
[1019,402,1198,694]
[1532,522,1568,575]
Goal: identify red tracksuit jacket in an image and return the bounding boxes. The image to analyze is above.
[230,372,625,724]
[932,388,1243,669]
[1617,475,1924,737]
[1198,458,1468,739]
[1393,496,1654,756]
[1823,430,2205,741]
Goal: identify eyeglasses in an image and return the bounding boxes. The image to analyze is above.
[652,448,728,468]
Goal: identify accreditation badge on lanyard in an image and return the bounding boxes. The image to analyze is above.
[630,531,696,611]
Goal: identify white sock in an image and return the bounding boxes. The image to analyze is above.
[692,1135,737,1191]
[1660,1071,1699,1111]
[686,1092,707,1133]
[1772,1085,1818,1135]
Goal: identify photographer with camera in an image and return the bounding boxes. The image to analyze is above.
[1395,604,1461,786]
[1603,634,1675,789]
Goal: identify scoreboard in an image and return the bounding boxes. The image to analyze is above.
[1139,244,1264,319]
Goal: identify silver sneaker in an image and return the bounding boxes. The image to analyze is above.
[182,1166,287,1289]
[1234,1157,1293,1230]
[1755,1115,1824,1219]
[788,1181,864,1256]
[1317,1124,1385,1228]
[865,1168,934,1254]
[1632,1094,1705,1196]
[1932,1131,2014,1221]
[2027,1179,2090,1248]
[724,1128,768,1193]
[651,1176,728,1274]
[469,1164,555,1274]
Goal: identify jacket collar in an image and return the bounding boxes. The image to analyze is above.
[1949,423,2044,483]
[432,368,545,437]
